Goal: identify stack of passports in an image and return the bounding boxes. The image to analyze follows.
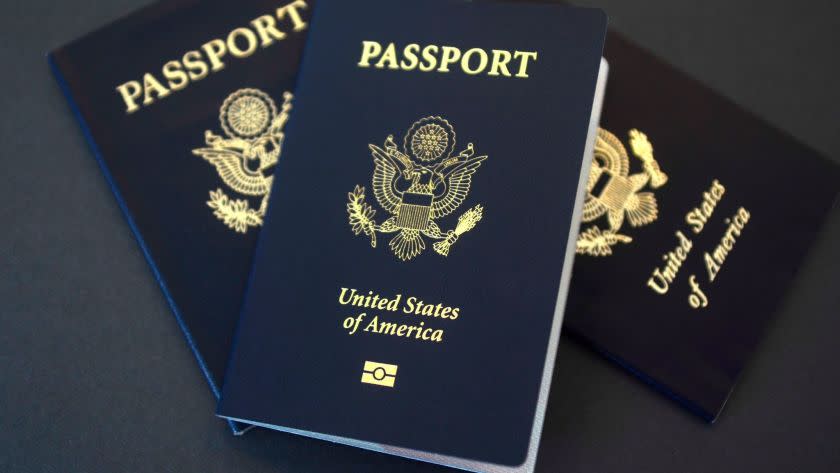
[48,0,839,470]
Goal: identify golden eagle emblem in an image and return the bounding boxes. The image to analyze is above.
[192,88,293,233]
[347,117,486,261]
[577,128,668,256]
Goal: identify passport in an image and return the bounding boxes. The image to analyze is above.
[48,0,312,434]
[565,33,840,421]
[217,0,607,470]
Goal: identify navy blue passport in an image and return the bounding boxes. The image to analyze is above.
[48,0,312,434]
[565,33,840,421]
[218,0,606,470]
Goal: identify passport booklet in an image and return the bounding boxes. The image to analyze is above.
[217,0,607,470]
[49,0,312,434]
[565,33,840,421]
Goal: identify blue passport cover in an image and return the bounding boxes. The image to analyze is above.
[566,33,840,421]
[48,0,312,434]
[218,0,606,468]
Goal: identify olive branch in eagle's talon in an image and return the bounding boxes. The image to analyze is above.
[347,186,378,247]
[575,226,632,257]
[207,188,264,233]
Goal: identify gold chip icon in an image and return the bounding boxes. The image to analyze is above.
[361,361,398,387]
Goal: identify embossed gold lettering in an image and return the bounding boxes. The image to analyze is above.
[250,15,287,45]
[704,207,750,282]
[183,51,209,81]
[142,73,170,105]
[685,179,726,234]
[201,39,227,72]
[162,61,188,91]
[512,51,538,78]
[647,230,693,294]
[358,40,382,67]
[363,316,444,343]
[338,287,402,312]
[357,41,537,77]
[114,0,309,114]
[461,48,489,75]
[227,27,259,58]
[419,45,439,72]
[375,43,400,70]
[400,43,420,70]
[438,46,462,72]
[488,49,513,77]
[276,0,308,31]
[115,81,142,114]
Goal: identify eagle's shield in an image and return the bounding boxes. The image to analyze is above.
[395,191,433,230]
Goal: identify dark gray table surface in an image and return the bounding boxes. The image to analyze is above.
[2,0,838,472]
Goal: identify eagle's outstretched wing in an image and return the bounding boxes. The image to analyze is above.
[369,144,404,214]
[192,148,269,196]
[431,155,487,219]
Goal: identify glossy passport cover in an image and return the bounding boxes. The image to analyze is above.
[49,0,312,434]
[566,33,839,421]
[218,0,606,468]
